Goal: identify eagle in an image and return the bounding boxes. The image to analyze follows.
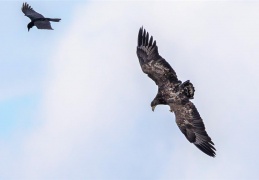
[21,2,61,31]
[136,27,216,157]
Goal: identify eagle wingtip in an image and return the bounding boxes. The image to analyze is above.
[138,27,144,47]
[194,142,216,157]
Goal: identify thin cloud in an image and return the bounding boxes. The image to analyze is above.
[1,1,259,179]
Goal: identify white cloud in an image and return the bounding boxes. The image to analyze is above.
[3,1,259,179]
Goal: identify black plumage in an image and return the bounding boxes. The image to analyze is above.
[137,27,216,157]
[21,2,61,31]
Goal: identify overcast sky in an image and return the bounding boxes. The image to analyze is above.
[0,1,259,179]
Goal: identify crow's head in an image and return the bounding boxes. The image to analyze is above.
[27,22,34,32]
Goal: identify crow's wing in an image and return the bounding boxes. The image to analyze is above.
[21,2,44,20]
[137,27,179,86]
[171,101,216,157]
[34,20,53,30]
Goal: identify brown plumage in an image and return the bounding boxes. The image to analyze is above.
[136,27,216,157]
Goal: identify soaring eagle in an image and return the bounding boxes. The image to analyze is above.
[137,27,216,157]
[21,2,61,31]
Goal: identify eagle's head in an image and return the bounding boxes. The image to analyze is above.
[151,94,167,112]
[151,100,157,112]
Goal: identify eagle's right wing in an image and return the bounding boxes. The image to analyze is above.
[172,101,216,157]
[21,2,44,20]
[137,27,179,86]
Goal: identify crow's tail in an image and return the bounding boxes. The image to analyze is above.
[47,18,61,22]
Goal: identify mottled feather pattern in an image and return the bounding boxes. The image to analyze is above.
[137,27,179,84]
[137,27,216,157]
[172,101,216,157]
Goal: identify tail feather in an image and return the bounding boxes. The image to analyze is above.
[48,18,61,22]
[181,80,195,99]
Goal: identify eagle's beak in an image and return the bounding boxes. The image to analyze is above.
[152,105,156,112]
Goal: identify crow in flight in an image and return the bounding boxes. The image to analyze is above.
[136,27,216,157]
[21,2,61,31]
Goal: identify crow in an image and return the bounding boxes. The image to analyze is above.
[21,2,61,31]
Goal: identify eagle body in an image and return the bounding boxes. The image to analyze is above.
[137,27,216,157]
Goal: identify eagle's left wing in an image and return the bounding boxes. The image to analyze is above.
[137,27,179,86]
[171,101,216,157]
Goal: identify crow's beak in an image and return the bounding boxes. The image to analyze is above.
[152,105,156,112]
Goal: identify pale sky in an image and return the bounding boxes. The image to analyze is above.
[1,1,259,180]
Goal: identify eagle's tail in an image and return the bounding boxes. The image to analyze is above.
[181,80,195,99]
